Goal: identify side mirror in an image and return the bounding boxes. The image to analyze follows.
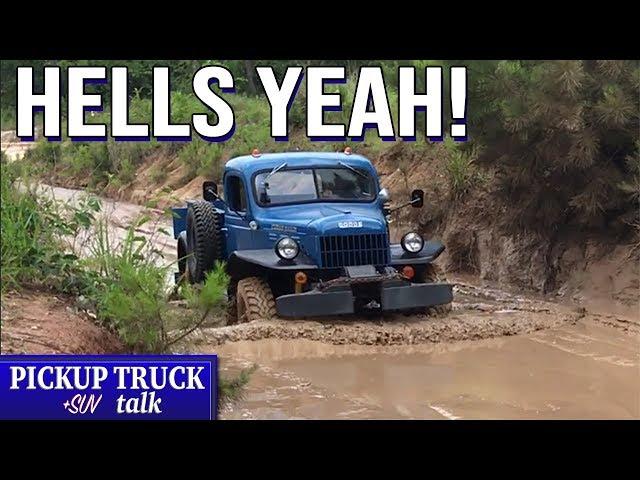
[258,182,271,204]
[378,188,390,203]
[411,189,424,208]
[203,181,218,202]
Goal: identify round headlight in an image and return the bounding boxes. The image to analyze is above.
[401,232,424,253]
[275,237,299,260]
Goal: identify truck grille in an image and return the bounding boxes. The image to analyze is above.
[320,233,389,268]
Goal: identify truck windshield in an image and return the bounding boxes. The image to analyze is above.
[255,167,375,206]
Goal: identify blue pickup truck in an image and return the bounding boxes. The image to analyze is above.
[172,149,453,323]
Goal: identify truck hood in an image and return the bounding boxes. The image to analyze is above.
[258,202,386,235]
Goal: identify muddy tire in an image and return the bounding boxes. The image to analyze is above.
[236,277,277,323]
[176,234,188,283]
[224,280,238,325]
[423,263,452,316]
[185,200,223,284]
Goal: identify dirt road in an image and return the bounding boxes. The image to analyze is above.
[1,130,34,161]
[38,183,176,265]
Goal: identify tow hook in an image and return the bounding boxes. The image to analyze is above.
[364,300,381,309]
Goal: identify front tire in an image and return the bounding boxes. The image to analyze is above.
[422,263,452,316]
[185,200,223,284]
[236,277,277,323]
[224,280,238,324]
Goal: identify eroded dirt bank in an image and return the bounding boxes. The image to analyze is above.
[1,290,123,354]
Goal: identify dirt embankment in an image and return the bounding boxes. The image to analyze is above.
[375,143,639,320]
[1,290,123,354]
[102,151,208,209]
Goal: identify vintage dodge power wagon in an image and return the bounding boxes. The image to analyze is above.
[172,149,453,322]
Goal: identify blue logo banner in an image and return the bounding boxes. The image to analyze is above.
[0,355,218,420]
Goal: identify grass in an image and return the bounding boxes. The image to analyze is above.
[443,136,484,199]
[1,160,229,352]
[0,161,95,294]
[1,161,253,407]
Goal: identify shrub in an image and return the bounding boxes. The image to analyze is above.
[98,259,168,351]
[179,139,224,180]
[443,136,483,199]
[149,164,167,184]
[0,162,98,294]
[24,139,61,166]
[85,213,229,352]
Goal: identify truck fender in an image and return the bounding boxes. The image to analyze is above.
[389,240,446,266]
[226,249,318,279]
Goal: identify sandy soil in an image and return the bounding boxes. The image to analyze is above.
[1,130,34,161]
[1,290,122,354]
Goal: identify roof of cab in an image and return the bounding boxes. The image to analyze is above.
[224,151,374,177]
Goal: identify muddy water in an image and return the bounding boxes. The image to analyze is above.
[216,320,639,419]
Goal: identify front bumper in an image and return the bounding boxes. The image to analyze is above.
[276,281,453,317]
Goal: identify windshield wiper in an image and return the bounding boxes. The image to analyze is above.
[263,162,288,183]
[260,162,287,204]
[338,161,367,179]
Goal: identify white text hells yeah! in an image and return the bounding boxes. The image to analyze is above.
[16,65,468,143]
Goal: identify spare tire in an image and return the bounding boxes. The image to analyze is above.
[176,232,188,283]
[185,200,223,284]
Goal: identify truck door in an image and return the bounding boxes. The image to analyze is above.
[224,173,253,252]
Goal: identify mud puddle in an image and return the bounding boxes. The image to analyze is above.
[213,320,639,419]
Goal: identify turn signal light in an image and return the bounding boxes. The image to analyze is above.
[252,148,261,158]
[295,271,308,293]
[401,265,415,280]
[344,146,352,155]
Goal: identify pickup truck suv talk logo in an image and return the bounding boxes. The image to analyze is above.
[338,221,363,229]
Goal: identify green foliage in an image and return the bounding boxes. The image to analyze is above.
[83,215,229,351]
[149,164,168,184]
[218,365,258,413]
[459,59,639,231]
[0,162,99,294]
[98,259,168,352]
[198,263,229,311]
[23,137,156,189]
[619,140,640,203]
[1,163,229,352]
[443,136,483,199]
[178,138,223,180]
[25,140,62,166]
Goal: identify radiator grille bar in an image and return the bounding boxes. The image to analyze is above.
[320,233,389,268]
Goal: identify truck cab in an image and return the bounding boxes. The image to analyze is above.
[172,149,452,322]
